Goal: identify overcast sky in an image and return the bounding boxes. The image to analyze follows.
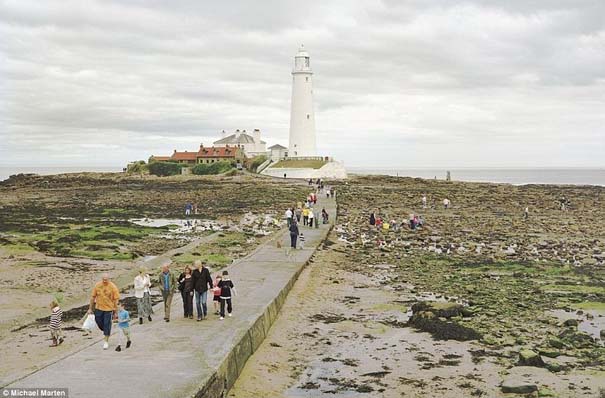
[1,0,604,168]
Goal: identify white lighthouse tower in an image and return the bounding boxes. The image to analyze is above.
[288,45,316,157]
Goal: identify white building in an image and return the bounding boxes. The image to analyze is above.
[268,144,288,161]
[288,45,316,157]
[213,129,266,157]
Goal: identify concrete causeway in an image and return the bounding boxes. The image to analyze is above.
[8,195,336,398]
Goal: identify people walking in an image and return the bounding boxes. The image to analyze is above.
[308,208,315,228]
[443,198,451,209]
[524,206,529,220]
[422,195,427,208]
[185,202,193,216]
[192,260,213,321]
[302,206,309,226]
[369,212,376,226]
[285,208,293,227]
[299,232,305,249]
[212,274,222,315]
[115,302,132,352]
[49,300,63,347]
[295,207,302,223]
[178,266,194,319]
[218,271,235,320]
[289,219,300,249]
[322,208,329,224]
[158,263,177,322]
[87,273,120,349]
[134,267,153,324]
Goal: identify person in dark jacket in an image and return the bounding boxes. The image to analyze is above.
[178,266,194,319]
[218,270,235,320]
[369,212,376,226]
[289,219,299,249]
[192,260,213,321]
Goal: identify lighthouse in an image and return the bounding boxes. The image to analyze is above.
[288,45,316,157]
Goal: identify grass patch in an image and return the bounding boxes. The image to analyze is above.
[271,159,327,169]
[0,243,36,255]
[542,284,604,294]
[6,223,161,260]
[573,301,605,311]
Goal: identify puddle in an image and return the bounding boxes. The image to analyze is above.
[550,309,605,344]
[129,218,223,233]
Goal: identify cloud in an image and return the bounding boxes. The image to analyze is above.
[0,0,603,168]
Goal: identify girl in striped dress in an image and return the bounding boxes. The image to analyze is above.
[49,300,64,347]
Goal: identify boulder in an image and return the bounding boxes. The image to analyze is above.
[501,378,538,394]
[563,318,579,327]
[600,330,605,339]
[517,349,545,367]
[411,301,464,318]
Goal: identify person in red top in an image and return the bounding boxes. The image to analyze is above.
[212,275,222,315]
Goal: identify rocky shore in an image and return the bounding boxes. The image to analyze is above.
[231,175,605,397]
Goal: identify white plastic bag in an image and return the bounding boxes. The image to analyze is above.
[82,314,95,331]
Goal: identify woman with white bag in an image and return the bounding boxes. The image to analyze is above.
[134,267,153,324]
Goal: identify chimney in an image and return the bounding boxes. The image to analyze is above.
[221,130,226,138]
[253,128,261,143]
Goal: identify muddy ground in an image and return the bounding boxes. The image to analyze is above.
[231,176,605,397]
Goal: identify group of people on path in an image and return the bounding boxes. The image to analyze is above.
[51,258,237,352]
[287,189,331,249]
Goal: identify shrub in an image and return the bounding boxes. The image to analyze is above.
[191,161,234,175]
[249,155,268,172]
[148,162,182,177]
[126,160,148,173]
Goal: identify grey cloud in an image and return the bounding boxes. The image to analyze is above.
[0,0,603,168]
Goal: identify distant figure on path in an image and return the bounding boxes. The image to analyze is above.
[284,173,287,179]
[192,260,213,321]
[369,212,376,226]
[289,219,300,249]
[295,207,302,223]
[49,300,63,347]
[302,207,309,226]
[158,263,177,322]
[134,267,153,324]
[308,208,315,228]
[524,207,529,220]
[446,171,451,181]
[330,188,335,199]
[88,273,120,350]
[185,202,193,216]
[115,302,132,352]
[218,270,235,320]
[443,198,451,209]
[178,266,194,319]
[322,208,329,224]
[285,208,293,227]
[422,195,427,208]
[308,178,313,185]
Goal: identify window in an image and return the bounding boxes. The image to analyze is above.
[307,114,310,119]
[305,77,309,82]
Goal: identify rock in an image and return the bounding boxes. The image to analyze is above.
[411,301,464,318]
[538,348,560,358]
[501,378,538,394]
[600,330,605,339]
[548,337,566,349]
[517,349,545,367]
[563,318,579,327]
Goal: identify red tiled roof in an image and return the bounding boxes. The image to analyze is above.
[151,156,171,161]
[197,146,238,158]
[171,151,197,161]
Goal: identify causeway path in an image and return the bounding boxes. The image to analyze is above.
[7,194,336,398]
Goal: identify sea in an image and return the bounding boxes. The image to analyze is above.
[0,166,604,186]
[348,167,605,186]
